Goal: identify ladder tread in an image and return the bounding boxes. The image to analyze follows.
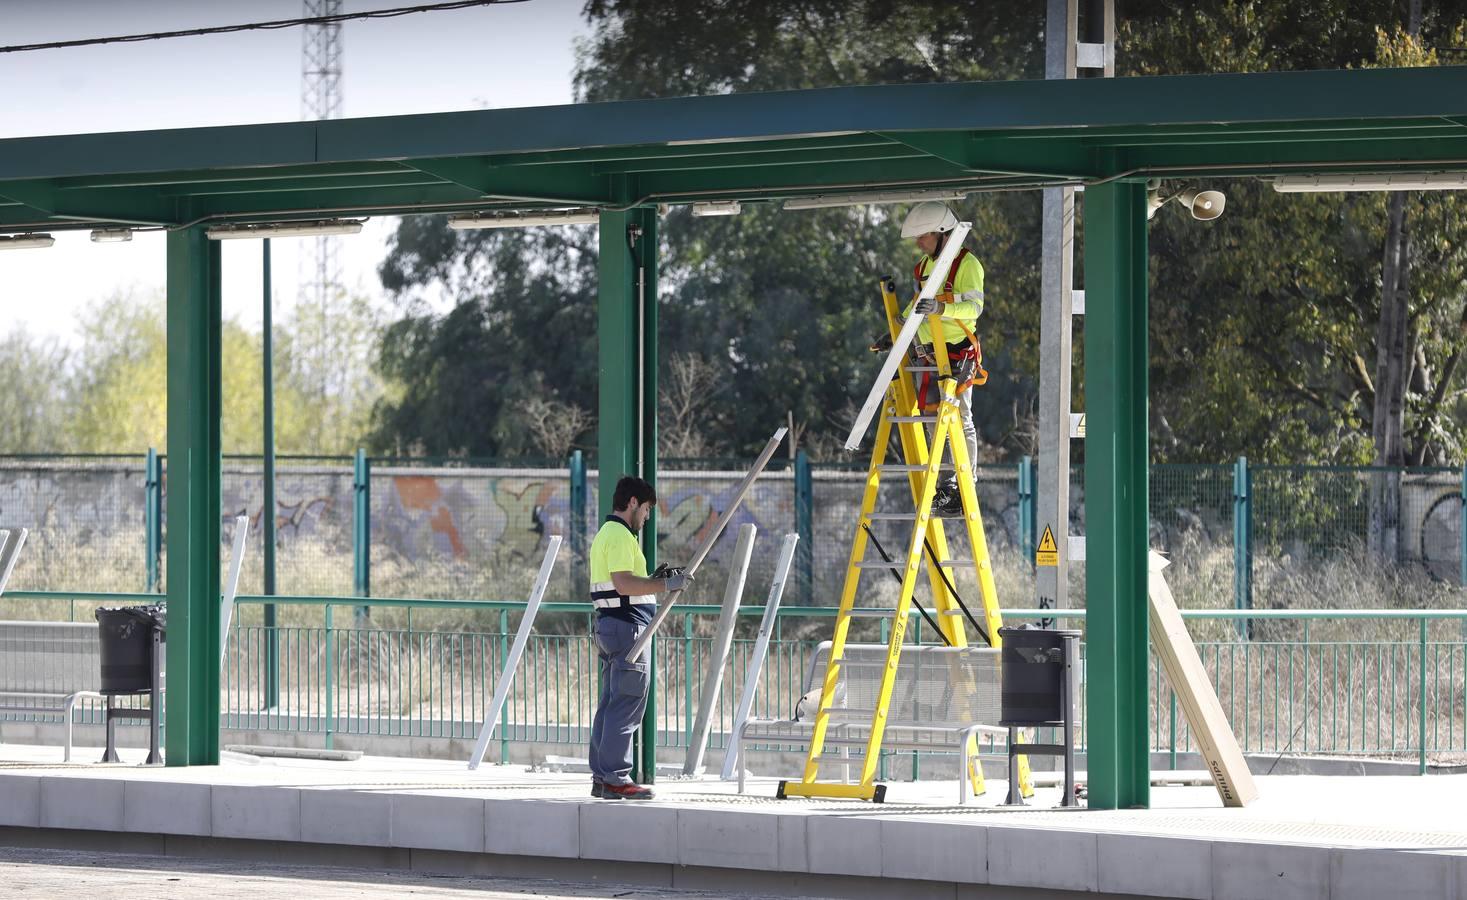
[876,463,956,472]
[889,415,938,423]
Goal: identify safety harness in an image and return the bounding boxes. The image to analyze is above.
[913,247,988,408]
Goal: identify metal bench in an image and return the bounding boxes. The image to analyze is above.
[736,641,1005,804]
[0,620,104,761]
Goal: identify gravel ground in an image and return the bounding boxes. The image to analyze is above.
[0,847,780,899]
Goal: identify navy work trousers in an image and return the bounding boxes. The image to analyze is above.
[588,614,649,785]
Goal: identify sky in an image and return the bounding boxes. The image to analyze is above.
[0,0,590,345]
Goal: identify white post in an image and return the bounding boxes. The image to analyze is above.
[844,221,972,450]
[722,532,799,782]
[626,426,786,663]
[467,535,562,770]
[219,516,249,664]
[683,523,757,776]
[0,527,27,595]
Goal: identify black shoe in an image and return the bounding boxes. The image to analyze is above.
[931,481,963,516]
[591,780,604,798]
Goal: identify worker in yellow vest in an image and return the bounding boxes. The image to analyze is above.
[587,475,692,800]
[901,201,985,515]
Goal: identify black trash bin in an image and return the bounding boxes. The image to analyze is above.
[999,626,1079,726]
[96,605,165,694]
[94,604,165,764]
[998,625,1081,807]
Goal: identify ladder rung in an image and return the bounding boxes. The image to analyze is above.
[846,609,898,618]
[905,365,938,372]
[854,561,902,569]
[876,463,956,473]
[867,512,917,520]
[941,559,978,567]
[889,415,937,423]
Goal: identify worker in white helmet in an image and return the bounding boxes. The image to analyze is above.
[898,200,985,515]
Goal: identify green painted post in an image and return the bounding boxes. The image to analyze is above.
[1018,456,1036,564]
[145,447,162,593]
[164,226,223,767]
[598,205,659,783]
[1419,616,1428,774]
[353,449,371,624]
[1233,456,1252,640]
[1083,179,1150,809]
[795,449,814,605]
[569,450,588,597]
[262,238,279,709]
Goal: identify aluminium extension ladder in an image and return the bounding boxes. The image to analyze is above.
[778,276,1032,802]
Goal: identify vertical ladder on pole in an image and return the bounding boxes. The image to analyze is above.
[778,278,1032,802]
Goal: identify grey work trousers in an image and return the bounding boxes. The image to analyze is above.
[588,614,650,785]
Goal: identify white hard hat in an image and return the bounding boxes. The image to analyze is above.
[900,201,959,238]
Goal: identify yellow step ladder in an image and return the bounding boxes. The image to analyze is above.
[778,276,1032,803]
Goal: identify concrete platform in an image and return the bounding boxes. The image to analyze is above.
[1,743,1464,899]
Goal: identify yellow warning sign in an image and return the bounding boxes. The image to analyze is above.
[1036,526,1059,567]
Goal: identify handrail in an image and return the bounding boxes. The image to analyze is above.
[9,590,1467,622]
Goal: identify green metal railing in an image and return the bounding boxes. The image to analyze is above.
[8,591,1464,775]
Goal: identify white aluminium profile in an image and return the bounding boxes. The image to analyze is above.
[1271,173,1467,193]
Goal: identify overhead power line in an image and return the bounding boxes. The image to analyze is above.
[0,0,530,55]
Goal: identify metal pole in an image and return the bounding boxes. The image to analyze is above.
[1233,456,1252,640]
[1036,0,1079,627]
[795,450,814,605]
[725,533,799,782]
[684,523,757,776]
[262,239,279,709]
[468,535,562,769]
[145,447,161,593]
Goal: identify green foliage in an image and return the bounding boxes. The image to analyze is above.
[0,328,69,453]
[3,290,383,455]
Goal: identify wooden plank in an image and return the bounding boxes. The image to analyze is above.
[1148,551,1259,807]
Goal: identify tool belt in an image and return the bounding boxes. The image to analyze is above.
[916,323,988,411]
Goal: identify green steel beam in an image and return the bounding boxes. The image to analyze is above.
[591,144,926,175]
[165,226,223,767]
[56,161,415,190]
[0,182,176,225]
[597,206,659,783]
[3,67,1465,186]
[1083,179,1151,810]
[401,157,612,205]
[483,134,898,168]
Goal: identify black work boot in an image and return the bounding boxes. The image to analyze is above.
[931,479,963,516]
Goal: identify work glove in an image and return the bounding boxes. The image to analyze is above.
[651,563,683,579]
[869,332,894,352]
[664,571,695,593]
[914,296,940,316]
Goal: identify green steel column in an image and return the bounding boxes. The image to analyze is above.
[353,448,371,624]
[794,449,814,605]
[1083,179,1150,809]
[145,447,162,593]
[262,239,279,708]
[1233,456,1252,640]
[569,450,588,596]
[165,226,223,767]
[598,206,659,783]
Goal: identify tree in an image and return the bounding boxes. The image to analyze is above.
[0,328,69,453]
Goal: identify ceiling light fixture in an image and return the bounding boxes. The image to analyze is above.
[1271,173,1467,193]
[447,209,600,230]
[690,200,743,217]
[782,189,968,211]
[205,219,365,240]
[90,227,134,243]
[0,233,55,250]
